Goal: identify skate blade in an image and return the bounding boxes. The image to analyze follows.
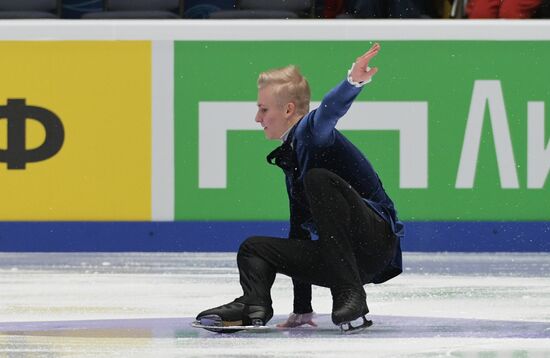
[339,316,373,334]
[197,314,243,327]
[191,320,270,334]
[192,320,246,334]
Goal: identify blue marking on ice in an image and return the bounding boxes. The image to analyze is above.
[1,315,548,339]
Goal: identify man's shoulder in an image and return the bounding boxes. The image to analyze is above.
[292,113,341,149]
[292,109,326,140]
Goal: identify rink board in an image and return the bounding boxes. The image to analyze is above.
[0,221,549,252]
[0,21,549,251]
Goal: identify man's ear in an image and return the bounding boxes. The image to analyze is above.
[286,102,296,117]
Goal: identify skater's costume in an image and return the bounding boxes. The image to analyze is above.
[265,79,404,315]
[197,77,403,330]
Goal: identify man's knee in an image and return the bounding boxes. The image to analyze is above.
[304,168,333,193]
[238,236,264,255]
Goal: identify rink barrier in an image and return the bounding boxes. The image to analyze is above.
[1,21,550,251]
[0,221,548,252]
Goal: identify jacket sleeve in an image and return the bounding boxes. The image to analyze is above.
[288,197,312,241]
[287,182,313,313]
[306,79,363,146]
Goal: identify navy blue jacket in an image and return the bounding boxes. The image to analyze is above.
[268,79,403,285]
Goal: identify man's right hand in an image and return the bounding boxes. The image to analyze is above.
[276,312,317,328]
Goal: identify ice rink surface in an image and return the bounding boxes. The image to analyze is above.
[0,252,549,357]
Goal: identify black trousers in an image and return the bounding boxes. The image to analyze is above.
[236,168,396,307]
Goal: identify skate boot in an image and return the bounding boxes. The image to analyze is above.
[331,287,372,334]
[195,300,273,331]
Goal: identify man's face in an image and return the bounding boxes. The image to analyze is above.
[255,86,290,140]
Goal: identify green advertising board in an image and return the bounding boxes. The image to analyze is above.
[174,41,550,222]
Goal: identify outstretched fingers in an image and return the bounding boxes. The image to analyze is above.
[359,43,380,62]
[365,42,381,55]
[305,319,318,327]
[348,43,381,84]
[276,319,317,328]
[276,312,318,328]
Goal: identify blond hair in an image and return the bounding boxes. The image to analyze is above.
[257,65,311,116]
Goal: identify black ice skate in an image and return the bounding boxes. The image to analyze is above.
[331,287,372,334]
[195,300,273,333]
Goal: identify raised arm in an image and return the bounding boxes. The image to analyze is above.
[307,43,381,144]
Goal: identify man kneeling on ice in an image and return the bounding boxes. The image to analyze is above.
[195,43,403,333]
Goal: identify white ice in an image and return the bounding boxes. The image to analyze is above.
[0,252,549,357]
